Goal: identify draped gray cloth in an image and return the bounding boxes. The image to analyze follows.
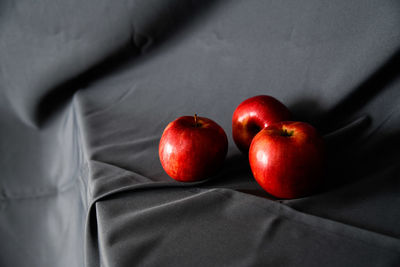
[1,0,399,266]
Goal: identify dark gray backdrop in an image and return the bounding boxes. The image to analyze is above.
[1,0,399,266]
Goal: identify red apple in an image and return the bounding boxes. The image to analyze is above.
[249,121,325,199]
[232,95,291,153]
[159,115,228,182]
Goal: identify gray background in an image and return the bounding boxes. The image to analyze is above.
[1,0,400,266]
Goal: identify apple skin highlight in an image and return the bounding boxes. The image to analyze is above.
[232,95,291,153]
[159,115,228,182]
[249,121,325,199]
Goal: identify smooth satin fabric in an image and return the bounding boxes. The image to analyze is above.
[1,0,399,266]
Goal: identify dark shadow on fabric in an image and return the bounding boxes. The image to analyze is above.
[321,129,400,192]
[323,115,371,149]
[200,153,251,185]
[202,153,279,199]
[35,0,222,127]
[289,99,326,128]
[289,99,372,140]
[211,153,251,183]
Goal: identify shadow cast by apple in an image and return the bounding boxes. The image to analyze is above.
[320,129,400,192]
[207,153,251,183]
[289,98,326,130]
[202,152,279,199]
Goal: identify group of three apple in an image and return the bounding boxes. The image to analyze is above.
[159,95,325,199]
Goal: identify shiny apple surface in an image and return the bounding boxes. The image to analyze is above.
[159,115,228,182]
[249,121,324,199]
[232,95,291,153]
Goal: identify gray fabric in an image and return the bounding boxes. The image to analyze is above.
[1,0,400,266]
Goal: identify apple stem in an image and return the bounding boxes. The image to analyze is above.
[281,129,294,137]
[194,114,198,127]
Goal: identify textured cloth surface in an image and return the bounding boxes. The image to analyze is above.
[1,0,400,266]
